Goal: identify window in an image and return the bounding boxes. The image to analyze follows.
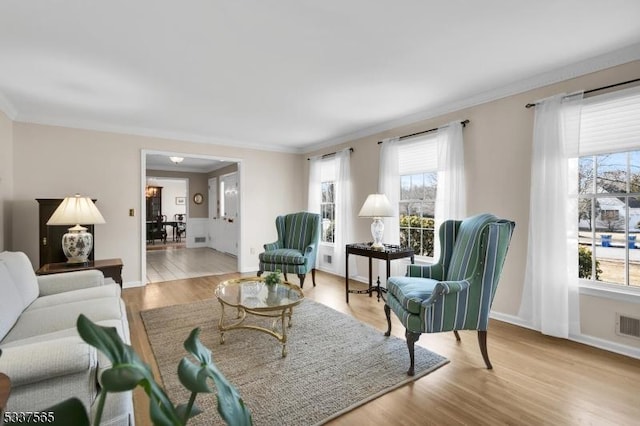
[398,136,438,257]
[320,160,336,243]
[576,86,640,288]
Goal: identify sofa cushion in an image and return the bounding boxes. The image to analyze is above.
[387,276,437,315]
[259,248,306,265]
[1,297,126,344]
[0,262,24,341]
[28,284,121,311]
[0,251,39,310]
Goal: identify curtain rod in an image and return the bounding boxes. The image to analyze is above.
[307,147,353,161]
[377,119,469,144]
[525,77,640,109]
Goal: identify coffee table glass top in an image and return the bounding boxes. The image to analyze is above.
[215,277,304,311]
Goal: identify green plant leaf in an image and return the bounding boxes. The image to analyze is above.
[28,398,90,426]
[76,315,183,425]
[175,402,203,420]
[178,357,213,393]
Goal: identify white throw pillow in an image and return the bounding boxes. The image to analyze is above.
[0,251,39,310]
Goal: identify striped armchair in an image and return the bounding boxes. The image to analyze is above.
[384,213,515,375]
[257,212,321,288]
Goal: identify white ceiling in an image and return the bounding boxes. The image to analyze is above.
[146,153,233,173]
[1,1,640,153]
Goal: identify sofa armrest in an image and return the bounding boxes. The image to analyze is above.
[0,337,96,388]
[37,270,105,296]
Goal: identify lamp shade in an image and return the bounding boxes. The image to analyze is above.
[47,194,106,226]
[358,193,393,218]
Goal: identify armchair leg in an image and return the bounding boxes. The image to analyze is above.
[384,304,392,337]
[478,330,492,369]
[453,330,461,341]
[311,269,317,287]
[298,274,305,288]
[405,330,421,376]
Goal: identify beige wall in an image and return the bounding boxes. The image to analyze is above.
[306,60,640,352]
[11,124,303,284]
[0,110,13,251]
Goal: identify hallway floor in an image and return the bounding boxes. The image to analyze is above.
[145,247,237,283]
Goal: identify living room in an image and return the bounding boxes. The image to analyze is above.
[1,2,640,425]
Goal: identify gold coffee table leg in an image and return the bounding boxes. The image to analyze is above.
[280,308,288,357]
[218,301,226,344]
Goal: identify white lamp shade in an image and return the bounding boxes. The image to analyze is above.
[47,194,106,226]
[358,193,394,218]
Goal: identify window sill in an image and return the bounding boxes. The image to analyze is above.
[578,279,640,304]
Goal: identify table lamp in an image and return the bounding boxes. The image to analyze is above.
[46,194,106,264]
[358,193,394,249]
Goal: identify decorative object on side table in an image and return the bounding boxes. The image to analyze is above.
[46,194,106,264]
[358,193,394,249]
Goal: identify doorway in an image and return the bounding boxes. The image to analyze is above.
[141,150,243,284]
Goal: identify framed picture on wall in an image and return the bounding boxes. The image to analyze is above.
[176,197,186,205]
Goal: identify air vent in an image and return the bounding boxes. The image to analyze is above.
[195,237,206,243]
[616,313,640,339]
[324,254,332,264]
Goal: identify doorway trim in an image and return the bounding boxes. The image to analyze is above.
[141,149,244,285]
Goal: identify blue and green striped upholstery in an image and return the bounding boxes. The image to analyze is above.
[258,212,321,287]
[385,213,514,371]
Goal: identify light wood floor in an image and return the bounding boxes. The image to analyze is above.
[122,271,640,426]
[145,247,237,283]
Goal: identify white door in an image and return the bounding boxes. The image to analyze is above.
[221,172,239,256]
[208,177,223,251]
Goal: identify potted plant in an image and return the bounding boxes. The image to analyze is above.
[264,270,282,287]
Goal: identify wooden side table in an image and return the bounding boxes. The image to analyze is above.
[36,258,124,287]
[0,373,10,424]
[345,243,414,303]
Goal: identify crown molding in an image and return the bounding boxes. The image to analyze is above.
[12,113,302,154]
[0,90,18,120]
[303,42,640,153]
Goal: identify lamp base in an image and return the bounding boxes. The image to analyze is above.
[370,217,385,250]
[62,224,93,264]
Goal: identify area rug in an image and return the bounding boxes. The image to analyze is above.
[140,298,448,425]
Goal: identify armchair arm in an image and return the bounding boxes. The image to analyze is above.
[37,270,105,296]
[264,241,283,251]
[422,280,471,307]
[304,242,317,254]
[407,263,445,280]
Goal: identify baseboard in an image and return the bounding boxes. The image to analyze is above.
[123,280,144,289]
[490,311,640,359]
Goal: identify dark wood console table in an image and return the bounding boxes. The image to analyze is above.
[345,243,414,303]
[36,258,124,287]
[0,373,10,422]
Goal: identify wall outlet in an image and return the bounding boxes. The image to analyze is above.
[250,247,255,254]
[129,208,135,217]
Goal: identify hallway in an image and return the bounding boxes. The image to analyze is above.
[146,247,237,283]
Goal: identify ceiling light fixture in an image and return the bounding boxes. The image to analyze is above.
[169,156,184,164]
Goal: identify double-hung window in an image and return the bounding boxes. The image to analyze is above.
[577,86,640,288]
[398,135,438,257]
[320,159,336,244]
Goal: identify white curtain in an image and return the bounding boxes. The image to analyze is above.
[434,121,466,259]
[520,92,583,338]
[435,121,466,221]
[307,157,321,214]
[334,148,355,276]
[378,137,401,245]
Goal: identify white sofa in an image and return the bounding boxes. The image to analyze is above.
[0,251,133,425]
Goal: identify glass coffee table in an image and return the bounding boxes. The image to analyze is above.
[215,277,304,357]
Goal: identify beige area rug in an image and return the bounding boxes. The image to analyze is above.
[140,299,449,425]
